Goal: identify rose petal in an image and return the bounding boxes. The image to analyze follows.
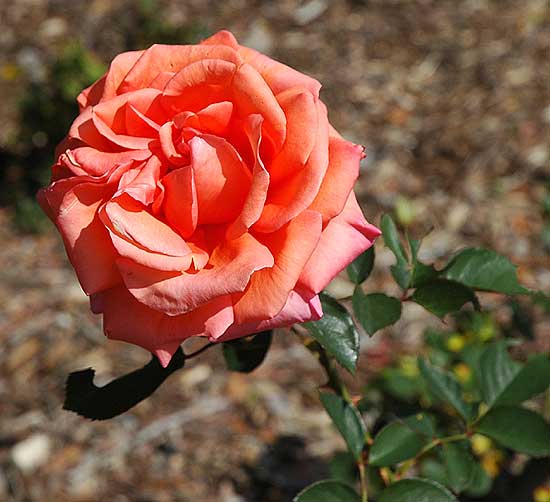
[117,232,274,316]
[119,44,241,94]
[64,147,151,178]
[232,209,322,322]
[238,46,321,98]
[161,165,198,238]
[220,286,322,342]
[226,114,270,240]
[299,194,381,294]
[94,286,234,367]
[189,135,251,224]
[77,50,144,109]
[269,89,318,183]
[162,59,238,114]
[201,30,240,51]
[231,63,286,151]
[254,101,329,233]
[102,194,192,258]
[37,179,120,295]
[308,137,363,223]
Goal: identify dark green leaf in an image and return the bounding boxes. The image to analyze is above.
[378,478,458,502]
[412,280,477,318]
[352,290,402,336]
[476,405,550,457]
[329,452,357,485]
[495,354,550,406]
[64,347,185,420]
[478,341,522,407]
[320,392,366,460]
[409,236,439,287]
[369,421,428,466]
[443,441,474,493]
[222,331,272,373]
[381,368,422,401]
[418,358,475,421]
[443,248,529,295]
[305,293,359,374]
[403,412,437,438]
[347,246,375,284]
[420,458,448,487]
[478,343,550,408]
[464,462,492,498]
[293,480,360,502]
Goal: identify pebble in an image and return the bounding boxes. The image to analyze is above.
[11,434,52,473]
[292,0,329,26]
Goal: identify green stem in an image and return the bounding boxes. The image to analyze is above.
[397,432,469,477]
[299,333,369,501]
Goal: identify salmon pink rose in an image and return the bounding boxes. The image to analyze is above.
[38,30,380,366]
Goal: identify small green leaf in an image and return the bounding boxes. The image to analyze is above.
[319,392,366,460]
[442,441,474,493]
[222,331,272,373]
[369,421,428,467]
[347,246,375,284]
[418,358,475,421]
[381,214,408,263]
[305,293,359,374]
[412,280,477,319]
[352,290,402,336]
[420,459,448,487]
[293,480,360,502]
[409,236,439,287]
[381,214,411,289]
[391,263,411,290]
[443,248,529,295]
[476,405,550,457]
[378,478,458,502]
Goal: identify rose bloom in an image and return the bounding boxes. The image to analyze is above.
[38,30,380,366]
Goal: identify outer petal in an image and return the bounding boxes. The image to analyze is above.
[118,44,241,94]
[77,50,144,109]
[93,286,234,367]
[37,179,120,295]
[117,232,274,316]
[308,137,363,223]
[232,209,323,323]
[299,194,381,294]
[238,45,321,98]
[220,286,322,342]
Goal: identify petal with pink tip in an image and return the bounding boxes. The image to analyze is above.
[232,209,322,323]
[299,194,381,294]
[308,137,363,223]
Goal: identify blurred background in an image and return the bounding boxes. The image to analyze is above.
[0,0,549,500]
